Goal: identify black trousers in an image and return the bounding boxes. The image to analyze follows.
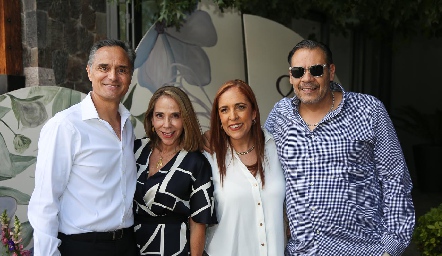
[58,227,137,256]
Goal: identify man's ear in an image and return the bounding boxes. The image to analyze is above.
[329,64,336,81]
[86,66,92,82]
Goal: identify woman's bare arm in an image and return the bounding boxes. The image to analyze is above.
[189,218,206,256]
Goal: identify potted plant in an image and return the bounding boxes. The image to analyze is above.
[413,203,442,256]
[391,106,442,192]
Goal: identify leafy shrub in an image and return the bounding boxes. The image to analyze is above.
[413,203,442,256]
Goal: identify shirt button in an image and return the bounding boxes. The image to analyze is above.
[308,157,314,162]
[257,202,261,206]
[261,243,265,246]
[311,206,316,211]
[316,230,320,234]
[254,183,258,187]
[310,182,314,186]
[260,223,263,226]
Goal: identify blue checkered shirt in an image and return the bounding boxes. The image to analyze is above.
[265,82,415,256]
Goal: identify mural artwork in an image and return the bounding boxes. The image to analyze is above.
[0,2,306,254]
[0,87,84,254]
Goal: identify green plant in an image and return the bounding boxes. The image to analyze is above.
[111,0,442,39]
[413,203,442,256]
[391,105,442,145]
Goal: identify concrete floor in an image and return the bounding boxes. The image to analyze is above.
[402,188,442,256]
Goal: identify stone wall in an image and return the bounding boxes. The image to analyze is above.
[21,0,107,93]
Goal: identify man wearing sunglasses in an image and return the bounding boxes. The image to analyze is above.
[265,39,414,256]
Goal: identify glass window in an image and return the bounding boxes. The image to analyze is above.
[107,0,156,49]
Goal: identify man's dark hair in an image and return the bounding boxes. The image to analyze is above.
[87,39,136,71]
[287,39,333,65]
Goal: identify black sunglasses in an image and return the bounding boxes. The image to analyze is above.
[289,64,328,79]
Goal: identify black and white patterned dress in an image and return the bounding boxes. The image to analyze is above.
[133,138,217,255]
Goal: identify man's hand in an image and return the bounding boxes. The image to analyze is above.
[202,130,212,153]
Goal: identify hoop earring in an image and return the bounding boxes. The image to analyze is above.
[152,127,155,132]
[252,119,256,125]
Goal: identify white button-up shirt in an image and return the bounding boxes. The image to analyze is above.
[205,129,286,256]
[28,93,137,256]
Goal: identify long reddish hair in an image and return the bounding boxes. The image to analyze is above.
[209,79,265,186]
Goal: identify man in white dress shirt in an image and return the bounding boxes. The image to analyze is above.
[28,39,137,256]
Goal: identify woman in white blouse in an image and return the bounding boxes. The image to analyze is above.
[204,79,286,256]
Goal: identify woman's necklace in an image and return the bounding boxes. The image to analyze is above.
[156,147,179,169]
[235,145,255,156]
[305,90,335,127]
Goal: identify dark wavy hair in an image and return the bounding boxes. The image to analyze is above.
[209,79,265,186]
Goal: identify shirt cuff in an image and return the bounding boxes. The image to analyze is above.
[33,230,61,256]
[381,233,406,256]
